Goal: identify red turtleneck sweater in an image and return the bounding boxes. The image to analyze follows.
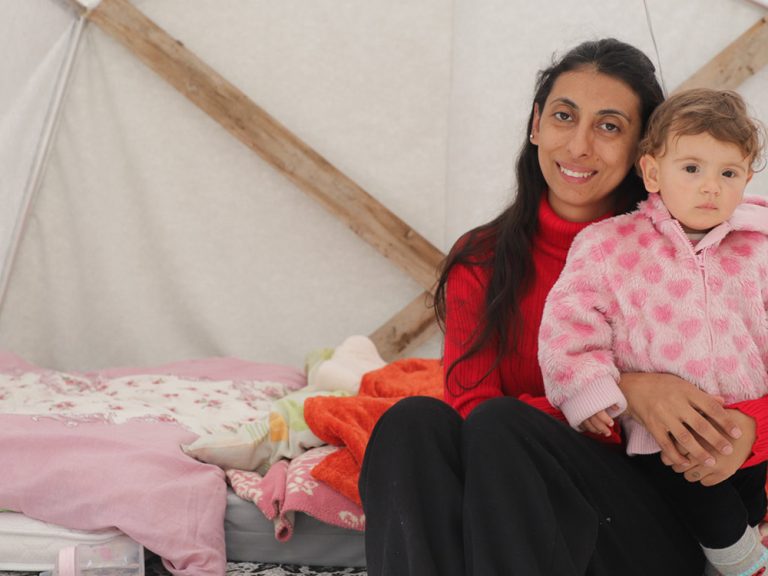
[443,195,602,419]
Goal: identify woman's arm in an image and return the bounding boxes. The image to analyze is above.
[725,397,768,467]
[618,372,743,467]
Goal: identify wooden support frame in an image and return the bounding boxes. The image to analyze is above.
[675,16,768,92]
[66,0,766,360]
[69,0,444,359]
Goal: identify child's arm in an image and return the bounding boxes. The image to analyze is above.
[540,225,627,429]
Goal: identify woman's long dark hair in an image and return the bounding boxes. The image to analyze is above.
[435,38,665,390]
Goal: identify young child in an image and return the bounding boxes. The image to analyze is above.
[539,88,768,576]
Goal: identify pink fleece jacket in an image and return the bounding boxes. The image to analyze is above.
[540,194,768,456]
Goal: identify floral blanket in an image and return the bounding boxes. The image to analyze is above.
[0,367,296,436]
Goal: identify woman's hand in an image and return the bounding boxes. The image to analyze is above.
[663,410,756,486]
[618,372,743,467]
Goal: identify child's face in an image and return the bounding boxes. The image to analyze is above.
[639,132,753,233]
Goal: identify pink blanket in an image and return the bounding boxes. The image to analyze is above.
[226,446,365,541]
[0,415,226,575]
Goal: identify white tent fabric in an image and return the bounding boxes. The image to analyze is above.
[0,0,452,370]
[0,0,766,372]
[0,0,81,297]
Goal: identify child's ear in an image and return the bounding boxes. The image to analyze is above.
[638,154,661,193]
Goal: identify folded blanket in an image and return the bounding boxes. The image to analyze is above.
[226,445,365,541]
[304,358,443,505]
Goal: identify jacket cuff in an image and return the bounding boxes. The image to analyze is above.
[558,377,627,430]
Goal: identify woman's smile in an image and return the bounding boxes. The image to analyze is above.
[558,162,597,181]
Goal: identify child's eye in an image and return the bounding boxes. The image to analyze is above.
[722,169,737,178]
[684,165,699,174]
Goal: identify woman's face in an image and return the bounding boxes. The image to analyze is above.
[531,68,643,222]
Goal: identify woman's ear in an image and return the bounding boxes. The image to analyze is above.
[638,154,661,193]
[530,103,541,145]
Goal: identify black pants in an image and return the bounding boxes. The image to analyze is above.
[359,396,705,576]
[636,454,767,549]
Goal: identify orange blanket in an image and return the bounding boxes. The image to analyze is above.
[304,358,443,505]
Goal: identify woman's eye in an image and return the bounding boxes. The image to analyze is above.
[553,111,572,121]
[684,165,698,174]
[600,122,619,133]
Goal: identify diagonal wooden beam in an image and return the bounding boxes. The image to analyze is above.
[70,0,444,295]
[675,16,768,92]
[370,291,440,360]
[65,0,446,359]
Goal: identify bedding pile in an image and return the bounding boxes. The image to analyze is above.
[0,336,443,573]
[183,336,443,508]
[0,350,358,574]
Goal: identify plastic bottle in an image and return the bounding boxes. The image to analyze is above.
[39,534,144,576]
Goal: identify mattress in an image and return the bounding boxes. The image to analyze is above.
[0,489,365,572]
[0,513,124,572]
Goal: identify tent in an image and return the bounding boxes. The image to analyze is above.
[0,1,767,573]
[1,0,766,372]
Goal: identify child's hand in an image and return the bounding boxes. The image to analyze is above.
[580,409,615,437]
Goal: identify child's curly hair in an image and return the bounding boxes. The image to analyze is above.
[637,87,765,172]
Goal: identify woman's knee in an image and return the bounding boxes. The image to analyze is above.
[372,396,461,442]
[463,397,558,454]
[361,396,462,502]
[465,397,533,432]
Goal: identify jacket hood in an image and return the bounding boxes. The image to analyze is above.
[728,195,768,235]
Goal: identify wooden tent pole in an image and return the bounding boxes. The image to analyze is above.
[675,16,768,92]
[72,0,444,295]
[67,0,445,359]
[370,292,438,360]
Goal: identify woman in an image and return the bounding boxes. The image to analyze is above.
[359,38,759,576]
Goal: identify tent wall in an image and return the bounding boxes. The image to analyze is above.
[0,0,766,371]
[0,0,77,291]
